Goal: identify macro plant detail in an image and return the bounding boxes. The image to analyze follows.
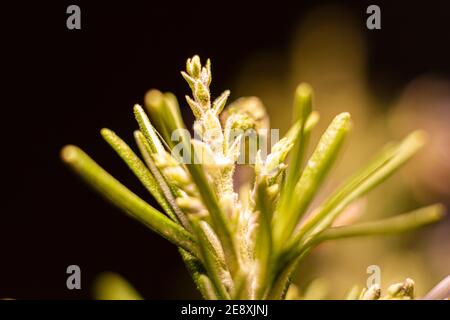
[61,55,445,300]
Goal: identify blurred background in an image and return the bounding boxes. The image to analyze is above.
[2,1,449,299]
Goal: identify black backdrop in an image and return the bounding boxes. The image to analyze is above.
[2,1,450,299]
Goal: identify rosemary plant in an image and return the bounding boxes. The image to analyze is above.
[61,55,445,300]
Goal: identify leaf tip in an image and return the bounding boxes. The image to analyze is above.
[144,89,164,113]
[335,112,352,130]
[60,144,80,164]
[432,203,447,220]
[409,129,428,146]
[133,129,142,139]
[295,83,313,99]
[338,111,351,120]
[133,103,144,113]
[100,127,113,138]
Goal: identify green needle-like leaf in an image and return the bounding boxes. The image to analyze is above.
[101,128,179,223]
[293,130,427,249]
[144,90,173,147]
[310,204,444,244]
[144,90,185,150]
[61,145,199,258]
[273,112,351,251]
[134,104,165,154]
[254,176,273,299]
[283,83,313,199]
[276,84,314,250]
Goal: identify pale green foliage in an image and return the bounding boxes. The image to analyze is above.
[61,55,445,300]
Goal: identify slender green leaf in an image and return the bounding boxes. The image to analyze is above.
[273,112,351,251]
[134,104,166,153]
[292,130,427,249]
[283,83,313,198]
[144,89,173,148]
[212,90,230,115]
[254,176,273,299]
[101,128,179,222]
[146,91,185,149]
[276,84,313,247]
[134,130,191,230]
[60,145,199,258]
[310,204,444,245]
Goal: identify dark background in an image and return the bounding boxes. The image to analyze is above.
[2,1,450,299]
